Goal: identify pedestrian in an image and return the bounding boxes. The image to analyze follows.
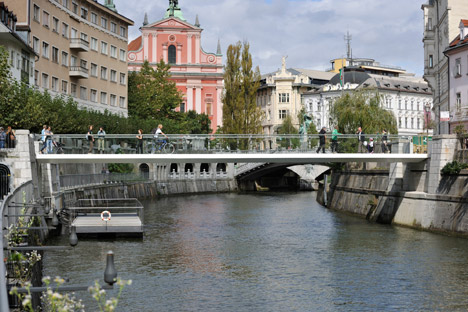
[331,125,340,153]
[368,138,374,153]
[136,129,143,154]
[381,129,389,153]
[39,125,48,154]
[316,127,327,153]
[87,125,94,154]
[6,126,15,148]
[45,126,53,154]
[357,127,366,153]
[97,127,106,154]
[0,127,6,149]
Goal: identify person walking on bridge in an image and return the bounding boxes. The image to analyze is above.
[357,127,366,153]
[381,129,389,153]
[97,127,106,154]
[331,125,340,153]
[87,125,95,154]
[316,127,327,153]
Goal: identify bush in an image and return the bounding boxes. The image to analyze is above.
[440,161,468,175]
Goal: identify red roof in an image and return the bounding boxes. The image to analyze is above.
[128,36,142,52]
[462,19,468,27]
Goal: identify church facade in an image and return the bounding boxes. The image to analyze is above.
[127,1,223,132]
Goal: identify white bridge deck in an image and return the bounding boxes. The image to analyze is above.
[36,153,428,164]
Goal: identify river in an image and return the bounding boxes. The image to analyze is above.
[43,192,468,311]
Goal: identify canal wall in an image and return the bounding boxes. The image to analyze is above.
[324,135,468,236]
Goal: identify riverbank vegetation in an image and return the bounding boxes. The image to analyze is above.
[0,47,210,135]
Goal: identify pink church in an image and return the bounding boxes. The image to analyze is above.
[127,1,224,133]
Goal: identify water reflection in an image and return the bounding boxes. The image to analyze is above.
[44,193,468,311]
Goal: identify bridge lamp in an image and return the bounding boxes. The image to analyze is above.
[424,103,431,137]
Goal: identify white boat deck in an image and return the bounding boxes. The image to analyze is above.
[71,213,143,234]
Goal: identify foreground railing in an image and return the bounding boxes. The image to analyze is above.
[33,133,427,155]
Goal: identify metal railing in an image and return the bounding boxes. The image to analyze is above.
[33,133,424,155]
[1,181,37,312]
[59,173,148,189]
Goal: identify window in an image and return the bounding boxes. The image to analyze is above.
[51,77,59,92]
[81,7,88,19]
[34,70,39,86]
[71,28,77,38]
[110,70,117,82]
[100,92,107,104]
[411,118,414,129]
[101,17,107,29]
[279,93,290,103]
[110,45,117,58]
[279,110,288,119]
[71,83,77,97]
[43,11,49,28]
[456,58,462,77]
[101,42,107,55]
[52,17,59,33]
[101,66,107,80]
[428,17,432,30]
[90,63,97,77]
[42,42,49,59]
[110,94,116,106]
[62,23,68,38]
[62,0,69,9]
[399,117,402,128]
[72,2,78,14]
[119,49,126,61]
[411,101,414,111]
[457,92,462,111]
[41,73,49,89]
[90,89,97,102]
[120,26,126,37]
[110,22,116,33]
[80,59,87,70]
[405,117,408,128]
[429,55,433,68]
[52,47,59,63]
[62,80,68,93]
[405,100,408,110]
[168,45,176,64]
[80,86,87,100]
[33,5,40,22]
[33,37,40,54]
[180,102,185,112]
[120,73,126,85]
[119,96,126,108]
[417,118,420,129]
[91,38,98,51]
[398,99,402,109]
[62,51,68,66]
[71,55,77,67]
[91,12,97,24]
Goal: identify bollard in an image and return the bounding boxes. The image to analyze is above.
[69,225,78,246]
[51,210,59,227]
[104,251,117,285]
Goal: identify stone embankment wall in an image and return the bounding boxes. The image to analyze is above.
[323,135,468,236]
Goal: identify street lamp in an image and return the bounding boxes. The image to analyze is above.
[424,103,431,137]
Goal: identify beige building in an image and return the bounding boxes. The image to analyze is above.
[422,0,468,134]
[5,0,133,116]
[257,57,334,138]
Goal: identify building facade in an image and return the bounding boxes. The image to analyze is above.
[256,57,334,136]
[422,0,468,134]
[4,0,134,116]
[0,2,36,85]
[127,2,223,133]
[444,20,468,131]
[303,69,433,136]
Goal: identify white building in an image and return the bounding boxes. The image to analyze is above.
[444,19,468,131]
[302,68,433,136]
[0,2,36,85]
[422,0,468,134]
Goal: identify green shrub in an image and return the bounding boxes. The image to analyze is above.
[440,161,468,175]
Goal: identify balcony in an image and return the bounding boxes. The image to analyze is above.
[69,66,89,79]
[70,38,89,51]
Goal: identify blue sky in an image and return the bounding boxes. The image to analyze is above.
[112,0,424,76]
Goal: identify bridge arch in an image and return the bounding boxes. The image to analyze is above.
[185,163,194,173]
[0,163,11,199]
[216,163,226,173]
[170,163,179,173]
[200,163,210,173]
[139,163,149,179]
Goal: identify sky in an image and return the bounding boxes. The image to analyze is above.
[111,0,424,76]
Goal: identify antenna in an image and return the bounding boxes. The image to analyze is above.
[344,31,352,61]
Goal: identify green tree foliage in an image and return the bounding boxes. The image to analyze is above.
[277,115,299,148]
[128,60,182,120]
[222,41,263,135]
[0,46,210,135]
[330,90,398,135]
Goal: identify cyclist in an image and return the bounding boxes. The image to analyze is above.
[153,124,168,151]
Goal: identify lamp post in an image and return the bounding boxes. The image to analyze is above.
[425,103,431,138]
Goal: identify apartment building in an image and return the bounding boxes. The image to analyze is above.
[4,0,133,116]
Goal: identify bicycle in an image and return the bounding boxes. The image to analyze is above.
[147,139,175,154]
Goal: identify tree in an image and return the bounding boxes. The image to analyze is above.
[222,41,263,135]
[330,90,398,135]
[128,60,183,120]
[277,115,299,148]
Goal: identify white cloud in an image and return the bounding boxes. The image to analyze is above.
[113,0,424,76]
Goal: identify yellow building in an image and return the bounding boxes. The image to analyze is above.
[5,0,134,116]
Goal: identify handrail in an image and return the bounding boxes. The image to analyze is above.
[0,180,35,312]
